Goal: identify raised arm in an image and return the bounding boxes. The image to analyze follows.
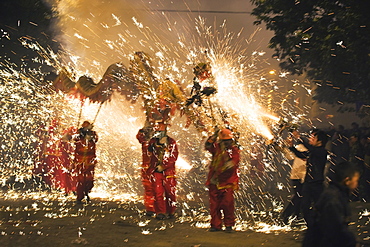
[162,139,178,170]
[289,145,310,159]
[205,136,217,154]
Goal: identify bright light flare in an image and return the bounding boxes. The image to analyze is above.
[261,113,280,122]
[176,156,192,171]
[210,58,275,140]
[88,191,139,202]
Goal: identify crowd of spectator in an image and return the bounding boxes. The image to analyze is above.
[325,122,370,201]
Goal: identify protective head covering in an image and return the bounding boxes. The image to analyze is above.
[82,121,91,128]
[219,129,233,140]
[63,126,77,135]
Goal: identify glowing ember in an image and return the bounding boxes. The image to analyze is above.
[0,0,322,236]
[176,156,192,171]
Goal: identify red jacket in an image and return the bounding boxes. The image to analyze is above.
[148,137,178,177]
[136,130,151,167]
[205,137,240,190]
[74,130,98,164]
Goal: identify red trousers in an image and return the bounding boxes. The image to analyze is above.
[76,164,95,201]
[142,169,155,212]
[209,184,235,229]
[60,170,76,194]
[151,172,176,215]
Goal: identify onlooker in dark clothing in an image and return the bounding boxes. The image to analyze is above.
[360,135,368,150]
[288,130,328,228]
[327,125,336,139]
[363,136,370,201]
[349,133,364,167]
[364,136,370,168]
[350,122,360,137]
[328,126,350,182]
[331,126,350,165]
[348,133,365,201]
[303,162,359,247]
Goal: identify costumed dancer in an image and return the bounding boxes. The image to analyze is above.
[205,128,240,232]
[73,121,98,204]
[42,119,62,187]
[148,130,178,220]
[136,127,155,216]
[32,123,48,185]
[59,127,77,195]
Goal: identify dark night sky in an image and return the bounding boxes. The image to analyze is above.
[0,0,277,71]
[0,0,363,128]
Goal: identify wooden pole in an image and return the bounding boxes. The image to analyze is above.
[77,100,84,127]
[92,102,104,124]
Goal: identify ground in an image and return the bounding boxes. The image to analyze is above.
[0,195,369,247]
[0,197,303,247]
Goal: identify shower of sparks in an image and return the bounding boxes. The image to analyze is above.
[0,0,339,237]
[176,156,193,171]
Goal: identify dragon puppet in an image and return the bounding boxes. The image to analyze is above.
[52,51,215,133]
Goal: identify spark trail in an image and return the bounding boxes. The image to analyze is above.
[0,0,313,233]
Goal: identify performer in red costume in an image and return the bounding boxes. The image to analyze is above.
[205,128,240,232]
[59,127,77,195]
[73,121,98,204]
[148,131,178,220]
[42,119,62,187]
[33,123,48,184]
[136,127,155,216]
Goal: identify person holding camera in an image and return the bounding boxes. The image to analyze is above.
[281,129,307,224]
[287,130,328,228]
[136,127,155,216]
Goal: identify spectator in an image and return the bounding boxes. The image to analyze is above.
[287,130,328,228]
[303,162,359,247]
[331,125,350,165]
[281,129,307,224]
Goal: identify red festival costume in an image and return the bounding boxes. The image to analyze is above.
[58,127,77,194]
[74,128,98,202]
[148,136,178,216]
[136,129,155,213]
[205,132,240,230]
[37,119,60,187]
[49,130,77,194]
[33,124,47,180]
[33,121,77,194]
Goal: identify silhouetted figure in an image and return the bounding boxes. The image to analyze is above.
[303,162,359,247]
[288,130,328,228]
